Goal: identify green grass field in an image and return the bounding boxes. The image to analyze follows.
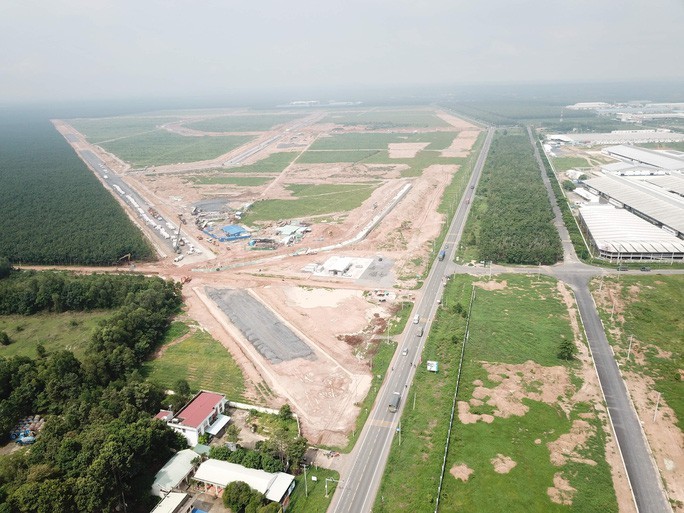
[297,149,380,164]
[0,311,112,359]
[324,109,451,129]
[100,131,254,167]
[310,132,459,151]
[287,468,340,513]
[142,328,245,400]
[591,275,683,428]
[190,176,272,186]
[245,183,377,222]
[374,274,618,513]
[641,141,684,152]
[185,113,305,132]
[551,156,591,172]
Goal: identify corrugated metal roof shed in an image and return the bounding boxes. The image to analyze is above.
[603,145,684,170]
[579,205,684,254]
[583,176,684,234]
[647,175,684,196]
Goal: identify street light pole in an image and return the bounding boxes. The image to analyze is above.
[302,464,308,497]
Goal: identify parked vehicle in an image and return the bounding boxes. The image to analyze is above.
[438,250,446,261]
[16,436,36,446]
[617,265,628,271]
[401,348,408,356]
[640,266,651,272]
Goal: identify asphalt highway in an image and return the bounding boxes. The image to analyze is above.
[328,127,495,513]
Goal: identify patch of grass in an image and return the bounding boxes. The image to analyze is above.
[297,149,380,164]
[245,183,377,222]
[324,109,451,129]
[637,141,684,152]
[287,468,340,513]
[226,152,299,173]
[551,156,590,171]
[142,329,245,400]
[310,132,459,151]
[185,113,305,132]
[160,321,190,346]
[375,274,617,512]
[389,302,415,336]
[246,409,299,437]
[100,131,254,167]
[591,275,684,428]
[0,311,112,360]
[468,275,576,367]
[190,176,272,186]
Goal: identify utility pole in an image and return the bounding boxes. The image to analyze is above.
[653,393,661,422]
[302,464,308,497]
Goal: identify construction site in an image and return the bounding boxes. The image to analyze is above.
[54,107,481,445]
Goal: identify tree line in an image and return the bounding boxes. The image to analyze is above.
[0,116,154,266]
[0,270,185,513]
[472,130,563,265]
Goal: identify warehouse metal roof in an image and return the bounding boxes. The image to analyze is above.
[583,176,684,234]
[603,145,684,170]
[646,174,684,197]
[579,205,684,254]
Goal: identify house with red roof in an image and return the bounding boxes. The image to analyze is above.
[157,391,229,446]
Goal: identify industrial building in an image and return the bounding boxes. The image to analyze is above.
[193,459,295,506]
[602,145,684,171]
[578,205,684,261]
[547,130,684,146]
[582,176,684,238]
[150,492,192,513]
[156,391,229,446]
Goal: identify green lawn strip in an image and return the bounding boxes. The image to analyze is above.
[246,410,299,437]
[287,468,340,513]
[100,132,254,167]
[245,183,377,222]
[159,321,190,346]
[324,110,451,128]
[189,176,272,186]
[185,113,305,132]
[641,141,684,152]
[362,150,463,177]
[0,311,112,359]
[142,329,245,400]
[190,152,298,175]
[68,116,181,143]
[375,274,618,512]
[297,149,380,164]
[551,156,591,171]
[591,275,684,428]
[310,132,459,151]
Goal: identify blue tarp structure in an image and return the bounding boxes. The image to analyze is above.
[204,224,251,242]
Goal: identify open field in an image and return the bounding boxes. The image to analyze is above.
[324,109,451,128]
[100,131,254,167]
[142,327,246,400]
[375,274,620,513]
[0,311,112,359]
[551,156,591,171]
[245,183,378,222]
[310,132,459,151]
[185,113,306,132]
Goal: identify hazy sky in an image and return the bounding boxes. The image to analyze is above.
[2,0,683,102]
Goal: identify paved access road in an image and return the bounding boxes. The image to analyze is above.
[328,128,495,513]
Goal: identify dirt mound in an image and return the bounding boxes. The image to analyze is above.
[491,454,517,474]
[450,464,473,482]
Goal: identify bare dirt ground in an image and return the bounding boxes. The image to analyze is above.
[388,142,429,158]
[593,280,683,511]
[441,130,480,158]
[450,464,474,482]
[491,454,516,474]
[548,472,576,505]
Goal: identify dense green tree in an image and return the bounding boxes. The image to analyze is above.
[558,338,577,360]
[0,257,11,279]
[223,481,265,513]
